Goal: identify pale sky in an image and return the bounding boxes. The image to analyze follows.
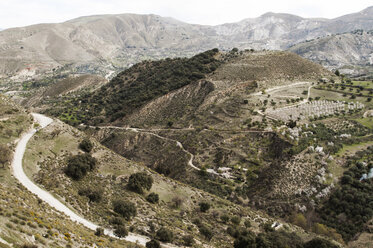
[0,0,372,29]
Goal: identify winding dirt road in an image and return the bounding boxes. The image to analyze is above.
[11,113,179,247]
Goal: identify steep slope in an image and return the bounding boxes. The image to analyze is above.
[0,96,134,247]
[289,30,373,77]
[23,107,332,247]
[45,49,334,208]
[0,7,372,81]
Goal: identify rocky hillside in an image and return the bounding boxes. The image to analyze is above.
[44,49,332,127]
[289,30,373,77]
[0,7,372,80]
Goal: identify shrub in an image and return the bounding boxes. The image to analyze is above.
[146,239,160,248]
[64,154,97,180]
[183,235,195,246]
[109,217,124,226]
[199,202,211,212]
[244,219,252,228]
[113,200,137,220]
[78,188,102,202]
[231,216,241,225]
[114,225,128,237]
[304,238,339,248]
[146,192,159,204]
[290,213,307,229]
[171,196,184,208]
[127,172,153,194]
[156,227,173,242]
[95,227,104,236]
[199,224,213,240]
[0,144,11,167]
[79,138,93,152]
[220,214,230,223]
[234,233,256,248]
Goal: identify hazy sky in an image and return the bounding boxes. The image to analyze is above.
[0,0,372,29]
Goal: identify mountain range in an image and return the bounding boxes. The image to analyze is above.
[289,30,373,78]
[0,6,372,80]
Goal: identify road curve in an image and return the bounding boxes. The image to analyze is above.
[11,113,165,247]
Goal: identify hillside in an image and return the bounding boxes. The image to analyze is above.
[289,30,373,78]
[0,95,137,247]
[3,44,373,246]
[41,48,373,246]
[45,49,332,127]
[0,6,372,82]
[22,104,337,247]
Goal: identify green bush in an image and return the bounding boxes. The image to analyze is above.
[244,219,252,228]
[109,217,124,226]
[199,202,211,212]
[304,238,339,248]
[234,233,256,248]
[64,154,97,180]
[199,224,213,240]
[78,188,102,202]
[127,172,153,194]
[113,200,137,220]
[95,227,104,236]
[146,192,159,204]
[221,214,230,223]
[146,239,160,248]
[79,138,93,152]
[156,227,173,242]
[231,216,241,225]
[183,235,195,246]
[114,225,128,237]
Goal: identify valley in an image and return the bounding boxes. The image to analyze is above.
[0,5,372,248]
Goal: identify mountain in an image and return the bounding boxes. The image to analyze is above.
[288,30,373,78]
[0,7,372,80]
[40,49,373,245]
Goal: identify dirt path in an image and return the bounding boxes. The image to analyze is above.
[89,125,272,174]
[11,113,178,248]
[256,82,313,121]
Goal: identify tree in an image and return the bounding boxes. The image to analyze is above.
[146,192,159,204]
[335,70,340,76]
[127,172,153,194]
[114,225,128,238]
[113,200,137,220]
[146,239,160,248]
[199,202,211,212]
[0,145,11,168]
[156,227,173,242]
[64,154,97,180]
[79,138,93,153]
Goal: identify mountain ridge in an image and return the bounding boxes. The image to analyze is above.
[0,6,372,80]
